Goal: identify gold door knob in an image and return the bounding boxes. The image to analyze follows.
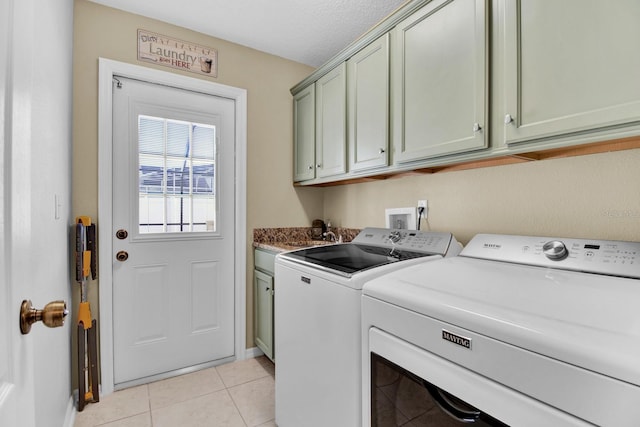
[20,300,68,334]
[116,251,129,262]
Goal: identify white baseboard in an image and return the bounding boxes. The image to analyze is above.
[62,394,76,427]
[245,346,264,359]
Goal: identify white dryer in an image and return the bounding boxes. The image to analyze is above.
[275,227,461,427]
[362,234,640,426]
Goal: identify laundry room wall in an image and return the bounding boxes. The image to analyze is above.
[72,0,321,366]
[323,148,640,244]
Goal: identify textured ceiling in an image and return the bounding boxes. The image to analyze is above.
[88,0,408,67]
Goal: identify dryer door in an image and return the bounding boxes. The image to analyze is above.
[371,352,506,426]
[367,328,590,427]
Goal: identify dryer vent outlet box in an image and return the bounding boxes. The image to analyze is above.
[385,207,417,230]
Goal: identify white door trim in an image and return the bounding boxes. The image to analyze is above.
[97,57,247,395]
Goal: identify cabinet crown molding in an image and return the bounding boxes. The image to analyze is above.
[290,0,433,95]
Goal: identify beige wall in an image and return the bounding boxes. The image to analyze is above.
[72,0,640,380]
[72,0,321,357]
[324,148,640,244]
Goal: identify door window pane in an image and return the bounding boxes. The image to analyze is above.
[139,116,164,155]
[138,115,216,233]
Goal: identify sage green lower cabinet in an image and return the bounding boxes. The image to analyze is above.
[392,0,488,163]
[254,249,276,361]
[254,270,274,361]
[503,0,640,145]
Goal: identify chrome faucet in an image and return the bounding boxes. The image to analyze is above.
[324,231,337,241]
[323,230,343,243]
[323,220,343,242]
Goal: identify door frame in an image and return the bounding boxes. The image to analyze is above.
[97,58,247,395]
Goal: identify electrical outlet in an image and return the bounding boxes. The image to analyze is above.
[417,200,428,220]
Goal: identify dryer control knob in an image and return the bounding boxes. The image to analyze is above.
[543,240,568,260]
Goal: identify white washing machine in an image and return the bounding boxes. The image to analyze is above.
[362,233,640,426]
[274,227,462,427]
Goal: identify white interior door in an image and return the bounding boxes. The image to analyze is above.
[0,0,16,419]
[1,0,35,423]
[0,104,24,427]
[0,113,37,427]
[112,76,236,386]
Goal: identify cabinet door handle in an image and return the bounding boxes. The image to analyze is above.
[504,114,513,124]
[308,165,313,170]
[473,123,482,132]
[379,148,385,154]
[265,287,270,291]
[316,164,322,168]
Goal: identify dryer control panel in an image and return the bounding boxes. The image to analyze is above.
[462,234,640,279]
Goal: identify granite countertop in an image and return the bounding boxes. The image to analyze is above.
[253,227,361,253]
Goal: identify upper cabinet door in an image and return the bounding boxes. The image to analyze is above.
[348,33,390,172]
[393,0,488,163]
[503,0,640,145]
[315,63,347,178]
[293,84,315,182]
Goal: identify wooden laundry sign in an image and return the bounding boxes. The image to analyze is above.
[137,29,218,77]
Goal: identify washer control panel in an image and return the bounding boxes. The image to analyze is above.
[462,234,640,279]
[352,227,461,256]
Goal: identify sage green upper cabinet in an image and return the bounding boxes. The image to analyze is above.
[392,0,488,163]
[503,0,640,145]
[348,34,390,172]
[293,84,315,182]
[315,63,347,178]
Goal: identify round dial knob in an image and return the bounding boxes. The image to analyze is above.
[389,231,402,243]
[542,240,568,260]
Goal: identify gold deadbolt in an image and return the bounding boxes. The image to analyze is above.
[116,250,129,262]
[115,229,128,240]
[20,300,68,334]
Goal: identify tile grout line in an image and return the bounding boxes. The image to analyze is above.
[145,384,154,427]
[223,368,264,427]
[92,384,152,427]
[80,358,275,427]
[148,386,155,427]
[228,375,277,427]
[227,386,250,427]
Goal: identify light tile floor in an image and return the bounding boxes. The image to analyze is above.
[74,356,276,427]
